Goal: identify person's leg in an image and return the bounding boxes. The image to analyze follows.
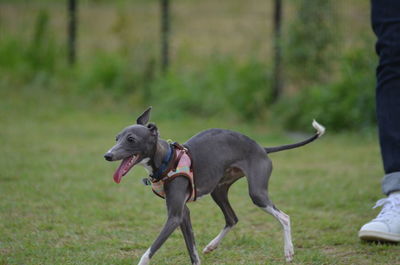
[373,0,400,194]
[358,0,400,242]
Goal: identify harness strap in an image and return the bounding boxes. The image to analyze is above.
[151,144,174,181]
[149,142,196,202]
[183,144,194,171]
[173,150,185,171]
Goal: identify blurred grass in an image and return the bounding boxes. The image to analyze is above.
[0,79,399,265]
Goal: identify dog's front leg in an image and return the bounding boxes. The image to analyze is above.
[138,177,191,265]
[180,205,201,265]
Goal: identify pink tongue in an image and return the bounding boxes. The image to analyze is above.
[113,157,131,184]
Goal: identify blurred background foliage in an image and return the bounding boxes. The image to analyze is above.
[0,0,375,131]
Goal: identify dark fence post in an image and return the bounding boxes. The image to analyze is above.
[160,0,170,72]
[272,0,283,102]
[68,0,77,65]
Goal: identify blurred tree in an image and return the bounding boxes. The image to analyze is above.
[285,0,337,86]
[27,9,57,75]
[160,0,170,72]
[68,0,77,65]
[272,0,283,102]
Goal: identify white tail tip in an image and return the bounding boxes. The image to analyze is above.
[312,120,326,137]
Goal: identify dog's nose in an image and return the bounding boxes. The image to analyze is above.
[104,152,113,161]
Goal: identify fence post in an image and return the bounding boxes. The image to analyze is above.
[68,0,77,65]
[272,0,283,102]
[160,0,170,72]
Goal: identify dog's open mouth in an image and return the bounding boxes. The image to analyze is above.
[113,154,140,183]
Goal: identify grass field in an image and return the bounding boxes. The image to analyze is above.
[1,86,399,265]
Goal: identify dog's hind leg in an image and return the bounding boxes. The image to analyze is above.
[180,205,201,265]
[246,159,294,262]
[203,170,243,254]
[138,177,195,265]
[262,205,293,262]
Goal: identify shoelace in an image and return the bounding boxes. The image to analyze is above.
[372,195,400,222]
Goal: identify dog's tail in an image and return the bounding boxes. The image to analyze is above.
[264,120,326,154]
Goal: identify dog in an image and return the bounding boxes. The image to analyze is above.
[104,107,325,265]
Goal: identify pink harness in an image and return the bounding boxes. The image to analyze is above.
[151,148,196,202]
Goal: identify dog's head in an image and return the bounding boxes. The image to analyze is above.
[104,107,158,183]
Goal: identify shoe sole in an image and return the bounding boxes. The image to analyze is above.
[359,230,400,242]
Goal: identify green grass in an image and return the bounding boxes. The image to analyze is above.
[1,86,399,265]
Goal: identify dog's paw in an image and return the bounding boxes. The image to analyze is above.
[284,249,294,262]
[138,248,151,265]
[202,244,217,254]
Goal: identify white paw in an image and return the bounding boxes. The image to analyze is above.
[284,248,294,262]
[202,244,217,254]
[138,248,151,265]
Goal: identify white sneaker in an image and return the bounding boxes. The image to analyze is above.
[358,192,400,242]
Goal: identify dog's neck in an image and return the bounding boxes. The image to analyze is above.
[139,138,175,178]
[152,138,170,170]
[138,138,170,177]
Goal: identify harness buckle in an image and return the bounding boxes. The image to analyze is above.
[142,178,152,186]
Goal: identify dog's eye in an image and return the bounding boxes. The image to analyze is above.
[127,136,135,143]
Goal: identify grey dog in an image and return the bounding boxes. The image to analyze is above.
[104,107,325,265]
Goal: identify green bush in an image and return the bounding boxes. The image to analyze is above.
[285,0,338,85]
[77,52,130,93]
[148,57,272,119]
[276,42,376,132]
[0,10,61,84]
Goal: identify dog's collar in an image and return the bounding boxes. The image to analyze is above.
[151,143,174,181]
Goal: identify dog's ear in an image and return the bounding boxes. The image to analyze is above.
[136,106,152,125]
[147,123,158,137]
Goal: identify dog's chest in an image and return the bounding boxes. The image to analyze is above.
[139,158,153,175]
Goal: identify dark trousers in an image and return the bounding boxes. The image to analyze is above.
[371,0,400,195]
